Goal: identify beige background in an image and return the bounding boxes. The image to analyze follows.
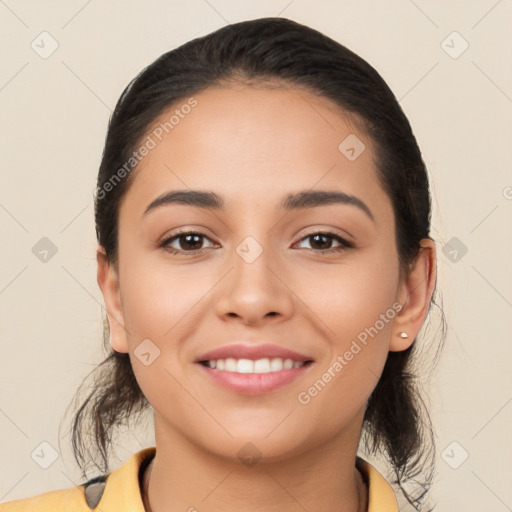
[1,1,511,510]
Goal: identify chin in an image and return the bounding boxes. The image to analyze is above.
[206,436,310,467]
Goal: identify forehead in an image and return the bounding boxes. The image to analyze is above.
[119,84,392,223]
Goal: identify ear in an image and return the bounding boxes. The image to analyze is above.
[390,238,437,352]
[96,245,129,353]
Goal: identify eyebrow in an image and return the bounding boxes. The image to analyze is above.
[143,189,375,223]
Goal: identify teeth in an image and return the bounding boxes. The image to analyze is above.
[225,358,237,372]
[269,358,283,371]
[205,357,307,373]
[254,359,270,373]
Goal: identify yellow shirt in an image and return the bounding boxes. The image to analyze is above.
[0,446,398,511]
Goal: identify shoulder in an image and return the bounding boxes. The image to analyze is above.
[0,447,156,512]
[0,476,105,512]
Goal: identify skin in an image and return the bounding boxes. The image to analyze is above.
[97,82,436,512]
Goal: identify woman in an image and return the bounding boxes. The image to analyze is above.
[1,16,444,512]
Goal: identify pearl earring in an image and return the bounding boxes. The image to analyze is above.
[398,332,409,339]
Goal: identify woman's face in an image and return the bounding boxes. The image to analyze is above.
[102,83,410,461]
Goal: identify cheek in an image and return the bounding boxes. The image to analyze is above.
[119,262,202,419]
[306,247,400,345]
[119,253,215,342]
[296,265,398,429]
[117,252,221,407]
[304,248,399,396]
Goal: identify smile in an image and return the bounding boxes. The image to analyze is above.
[201,357,309,373]
[197,359,314,394]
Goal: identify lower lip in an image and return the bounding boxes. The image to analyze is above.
[197,362,313,394]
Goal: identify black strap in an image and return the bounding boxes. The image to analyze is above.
[82,453,153,509]
[83,475,108,509]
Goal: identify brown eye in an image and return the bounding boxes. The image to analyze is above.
[159,231,216,254]
[296,232,353,252]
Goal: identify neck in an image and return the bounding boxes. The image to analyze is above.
[142,413,368,512]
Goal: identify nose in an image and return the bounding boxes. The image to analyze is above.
[214,237,295,326]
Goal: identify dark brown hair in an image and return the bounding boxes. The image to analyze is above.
[65,17,446,510]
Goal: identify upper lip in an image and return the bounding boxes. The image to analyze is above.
[196,343,314,363]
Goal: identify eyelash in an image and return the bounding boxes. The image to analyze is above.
[158,230,355,255]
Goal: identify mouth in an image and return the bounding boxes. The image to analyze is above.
[199,357,313,373]
[195,343,315,394]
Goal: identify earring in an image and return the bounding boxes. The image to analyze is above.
[398,332,409,339]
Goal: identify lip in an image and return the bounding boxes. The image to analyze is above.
[197,362,314,394]
[195,342,315,395]
[196,343,313,363]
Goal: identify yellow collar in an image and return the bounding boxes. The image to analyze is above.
[94,446,398,512]
[0,447,399,511]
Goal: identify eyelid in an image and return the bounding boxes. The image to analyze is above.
[294,230,354,251]
[296,226,354,244]
[158,229,218,251]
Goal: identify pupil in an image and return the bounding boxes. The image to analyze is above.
[312,234,330,249]
[183,234,201,250]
